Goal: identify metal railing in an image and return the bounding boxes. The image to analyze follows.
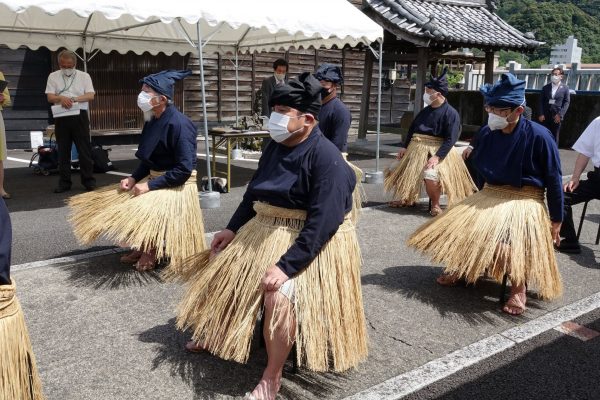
[464,62,600,91]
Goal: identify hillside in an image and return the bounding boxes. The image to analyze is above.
[497,0,600,64]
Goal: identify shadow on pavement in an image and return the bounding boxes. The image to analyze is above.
[63,254,162,290]
[362,265,544,326]
[138,318,347,400]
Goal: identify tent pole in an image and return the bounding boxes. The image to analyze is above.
[376,39,382,173]
[235,47,239,125]
[197,22,213,193]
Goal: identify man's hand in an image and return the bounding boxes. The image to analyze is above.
[462,146,473,160]
[424,155,440,170]
[261,264,289,292]
[60,96,74,109]
[210,229,235,257]
[553,115,561,124]
[538,115,545,122]
[120,177,136,191]
[396,147,407,160]
[563,178,580,193]
[551,221,562,246]
[132,182,150,196]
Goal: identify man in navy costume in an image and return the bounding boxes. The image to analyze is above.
[315,63,351,152]
[409,73,564,316]
[179,73,367,400]
[385,68,475,215]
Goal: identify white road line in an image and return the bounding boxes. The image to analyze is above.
[7,156,34,164]
[343,292,600,400]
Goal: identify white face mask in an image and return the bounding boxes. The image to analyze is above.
[551,75,561,84]
[137,91,156,112]
[423,92,433,106]
[274,72,286,82]
[487,112,509,130]
[267,111,304,143]
[62,68,75,77]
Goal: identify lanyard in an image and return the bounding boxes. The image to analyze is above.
[58,71,77,95]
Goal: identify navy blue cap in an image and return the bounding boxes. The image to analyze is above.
[314,63,343,84]
[140,70,192,100]
[269,72,322,116]
[480,73,526,108]
[425,67,448,96]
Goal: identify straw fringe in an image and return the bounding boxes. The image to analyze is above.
[0,281,44,400]
[176,202,367,372]
[408,185,562,300]
[67,171,206,269]
[384,134,476,205]
[345,157,366,224]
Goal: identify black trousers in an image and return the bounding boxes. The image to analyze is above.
[542,116,561,144]
[0,198,11,285]
[560,169,600,243]
[54,110,95,189]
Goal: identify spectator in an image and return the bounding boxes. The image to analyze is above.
[538,67,570,144]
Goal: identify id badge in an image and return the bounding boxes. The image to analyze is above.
[549,99,556,105]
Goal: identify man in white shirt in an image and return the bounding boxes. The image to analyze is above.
[557,116,600,253]
[46,49,96,193]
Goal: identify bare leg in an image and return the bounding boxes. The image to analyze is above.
[248,291,295,400]
[134,248,157,271]
[424,178,441,214]
[495,243,527,315]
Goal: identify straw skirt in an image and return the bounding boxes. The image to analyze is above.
[68,170,206,268]
[408,184,562,300]
[384,134,476,205]
[175,202,368,372]
[343,153,366,224]
[0,110,6,161]
[0,280,44,400]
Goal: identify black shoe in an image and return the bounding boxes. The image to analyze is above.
[84,184,96,191]
[555,241,581,254]
[53,186,71,193]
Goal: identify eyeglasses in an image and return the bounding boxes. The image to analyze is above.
[484,105,514,117]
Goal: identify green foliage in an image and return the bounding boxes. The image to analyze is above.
[496,0,600,63]
[446,71,464,88]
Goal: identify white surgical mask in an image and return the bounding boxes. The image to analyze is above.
[62,68,75,77]
[423,92,433,106]
[274,73,286,82]
[267,111,304,143]
[551,75,561,84]
[137,91,156,112]
[487,112,509,130]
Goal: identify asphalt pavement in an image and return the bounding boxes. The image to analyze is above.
[3,136,599,400]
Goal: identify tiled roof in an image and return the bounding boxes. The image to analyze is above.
[364,0,542,50]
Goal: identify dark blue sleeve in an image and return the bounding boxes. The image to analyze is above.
[226,189,258,233]
[131,163,150,182]
[0,199,11,285]
[559,87,570,119]
[539,136,564,222]
[148,120,196,190]
[435,109,460,158]
[276,152,353,277]
[403,119,417,148]
[329,104,351,152]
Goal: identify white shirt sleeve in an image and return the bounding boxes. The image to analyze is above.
[83,73,95,94]
[45,73,58,95]
[572,117,600,159]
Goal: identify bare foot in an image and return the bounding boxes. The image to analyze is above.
[244,375,281,400]
[120,250,143,264]
[429,205,443,216]
[503,285,527,315]
[389,200,416,208]
[184,340,206,353]
[436,273,461,287]
[134,250,157,272]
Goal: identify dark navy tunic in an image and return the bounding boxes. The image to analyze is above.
[318,97,351,152]
[471,117,564,222]
[403,101,460,158]
[0,199,11,285]
[131,105,197,190]
[226,127,356,277]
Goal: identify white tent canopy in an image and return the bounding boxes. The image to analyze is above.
[1,0,382,56]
